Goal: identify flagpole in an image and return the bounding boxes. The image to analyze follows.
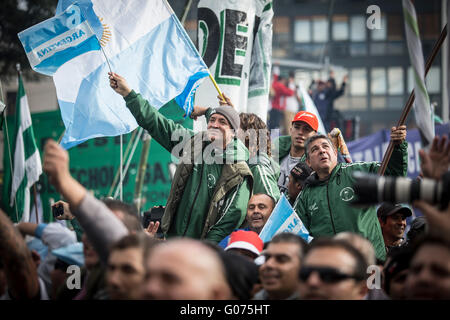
[113,127,143,199]
[378,23,447,176]
[208,74,224,100]
[32,184,39,224]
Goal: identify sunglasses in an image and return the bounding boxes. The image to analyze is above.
[299,266,364,283]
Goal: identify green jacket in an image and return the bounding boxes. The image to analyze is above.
[125,91,252,242]
[272,135,295,164]
[294,141,408,262]
[248,153,281,202]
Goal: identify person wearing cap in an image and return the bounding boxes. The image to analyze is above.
[272,110,319,195]
[225,230,264,261]
[377,203,412,252]
[109,73,252,243]
[294,129,408,263]
[192,99,281,202]
[287,161,312,205]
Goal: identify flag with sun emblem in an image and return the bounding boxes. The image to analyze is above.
[19,0,209,149]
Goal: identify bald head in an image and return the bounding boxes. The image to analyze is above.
[141,239,231,300]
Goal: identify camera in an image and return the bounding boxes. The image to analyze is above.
[352,171,450,209]
[52,204,64,218]
[142,206,165,238]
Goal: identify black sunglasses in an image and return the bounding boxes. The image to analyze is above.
[299,266,364,283]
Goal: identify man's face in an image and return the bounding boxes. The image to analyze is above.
[260,242,302,298]
[246,194,274,233]
[405,244,450,300]
[388,269,409,300]
[298,247,367,300]
[306,138,337,174]
[290,122,316,150]
[106,247,146,300]
[380,212,407,240]
[207,113,233,148]
[287,174,302,202]
[142,246,218,300]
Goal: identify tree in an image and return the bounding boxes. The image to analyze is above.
[0,0,56,80]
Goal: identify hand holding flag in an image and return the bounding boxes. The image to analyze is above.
[109,72,131,98]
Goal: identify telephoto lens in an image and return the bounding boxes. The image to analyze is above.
[352,171,450,209]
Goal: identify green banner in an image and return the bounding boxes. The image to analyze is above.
[2,101,191,222]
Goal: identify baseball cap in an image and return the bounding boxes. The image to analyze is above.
[225,230,263,257]
[290,161,312,184]
[377,203,413,219]
[292,111,319,131]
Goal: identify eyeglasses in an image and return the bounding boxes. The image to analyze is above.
[299,266,364,283]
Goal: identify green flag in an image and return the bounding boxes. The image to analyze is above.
[2,74,42,222]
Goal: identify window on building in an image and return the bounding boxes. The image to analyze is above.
[350,68,367,96]
[419,13,440,40]
[426,67,440,94]
[332,15,349,41]
[312,16,328,42]
[387,15,403,41]
[407,66,414,93]
[388,67,404,95]
[408,66,440,94]
[350,16,366,41]
[371,68,386,95]
[370,14,386,41]
[294,17,311,43]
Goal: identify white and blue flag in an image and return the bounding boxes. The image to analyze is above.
[19,0,209,149]
[18,2,101,76]
[259,194,313,243]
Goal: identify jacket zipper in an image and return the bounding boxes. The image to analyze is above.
[326,182,337,234]
[182,163,204,236]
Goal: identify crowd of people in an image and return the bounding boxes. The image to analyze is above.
[0,71,449,301]
[268,66,348,134]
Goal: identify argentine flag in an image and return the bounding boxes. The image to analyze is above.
[19,0,209,149]
[259,194,313,243]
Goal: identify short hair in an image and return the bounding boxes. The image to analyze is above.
[383,246,413,294]
[269,233,308,259]
[334,232,376,266]
[250,193,276,210]
[410,235,450,258]
[304,134,335,159]
[102,198,143,232]
[110,233,158,262]
[305,238,368,281]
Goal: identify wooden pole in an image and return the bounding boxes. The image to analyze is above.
[378,24,447,176]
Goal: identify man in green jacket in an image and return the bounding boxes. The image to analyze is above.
[294,127,408,262]
[109,73,252,243]
[272,111,318,195]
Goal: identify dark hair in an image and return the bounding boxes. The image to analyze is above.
[239,113,271,157]
[102,198,143,232]
[305,238,368,281]
[304,134,334,159]
[217,250,259,300]
[383,246,413,294]
[410,235,450,258]
[110,233,158,262]
[269,233,308,259]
